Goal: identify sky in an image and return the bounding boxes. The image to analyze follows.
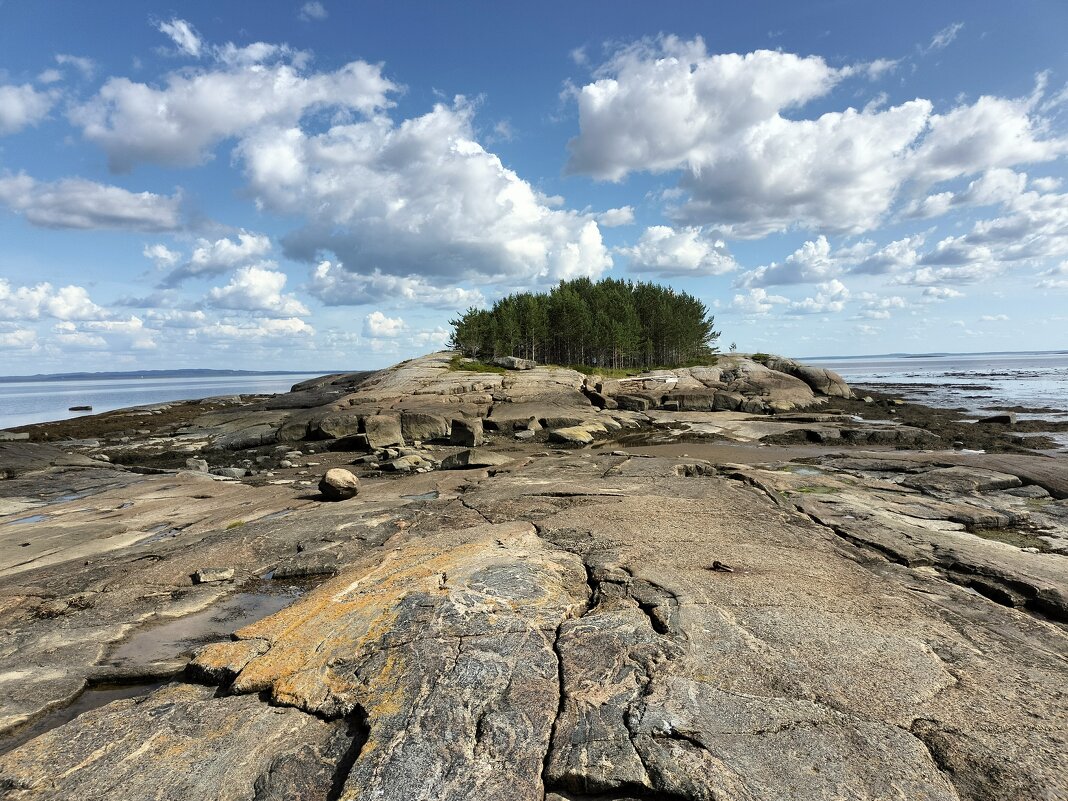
[1,1,1067,373]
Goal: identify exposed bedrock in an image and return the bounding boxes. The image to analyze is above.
[2,352,1066,800]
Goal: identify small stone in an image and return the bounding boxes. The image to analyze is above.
[185,458,209,472]
[862,397,874,404]
[978,412,1017,426]
[514,430,536,440]
[191,567,235,584]
[318,468,360,500]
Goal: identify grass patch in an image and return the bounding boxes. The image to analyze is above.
[796,485,839,495]
[751,352,773,364]
[968,526,1053,552]
[447,355,507,374]
[226,520,245,530]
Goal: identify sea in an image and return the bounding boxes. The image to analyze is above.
[0,373,328,430]
[805,351,1068,419]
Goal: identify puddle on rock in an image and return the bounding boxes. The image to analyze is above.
[104,580,310,670]
[0,681,167,757]
[3,514,51,525]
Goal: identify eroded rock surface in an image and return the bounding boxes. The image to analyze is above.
[1,353,1066,800]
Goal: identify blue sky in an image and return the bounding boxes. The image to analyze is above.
[1,1,1067,372]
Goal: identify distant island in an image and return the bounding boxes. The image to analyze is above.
[0,369,333,383]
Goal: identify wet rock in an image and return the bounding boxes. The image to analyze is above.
[191,567,235,583]
[979,412,1017,425]
[450,417,484,447]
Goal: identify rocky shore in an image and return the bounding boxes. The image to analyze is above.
[1,351,1066,800]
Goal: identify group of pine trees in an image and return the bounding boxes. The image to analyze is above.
[449,277,719,370]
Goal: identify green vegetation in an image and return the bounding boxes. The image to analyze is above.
[449,277,719,370]
[751,352,772,364]
[447,354,507,374]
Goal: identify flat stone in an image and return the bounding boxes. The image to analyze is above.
[547,426,595,445]
[439,449,513,470]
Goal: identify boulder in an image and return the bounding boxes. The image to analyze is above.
[211,467,248,478]
[314,410,364,439]
[327,433,371,452]
[400,411,451,442]
[614,394,653,412]
[763,356,851,398]
[492,356,537,370]
[439,449,514,470]
[318,468,360,500]
[184,458,209,472]
[450,417,484,447]
[364,414,404,449]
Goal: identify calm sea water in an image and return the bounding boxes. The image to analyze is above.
[806,351,1068,417]
[0,374,327,430]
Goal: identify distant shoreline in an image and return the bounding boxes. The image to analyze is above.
[802,349,1068,361]
[0,369,339,384]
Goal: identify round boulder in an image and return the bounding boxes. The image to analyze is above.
[318,468,360,501]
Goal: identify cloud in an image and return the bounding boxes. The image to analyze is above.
[0,328,37,349]
[730,287,789,315]
[0,83,55,134]
[739,235,838,287]
[927,22,964,52]
[850,235,925,275]
[309,261,484,309]
[299,2,328,20]
[196,316,314,341]
[595,206,635,227]
[244,99,611,286]
[1036,261,1068,289]
[363,310,405,337]
[979,313,1009,322]
[904,168,1028,218]
[922,286,964,300]
[0,172,182,231]
[161,231,272,285]
[864,58,900,80]
[858,293,906,318]
[207,265,309,316]
[55,54,96,78]
[143,243,181,269]
[619,225,736,275]
[787,279,850,314]
[71,52,398,170]
[911,95,1068,186]
[0,279,108,321]
[158,18,204,58]
[566,36,845,182]
[566,37,1068,238]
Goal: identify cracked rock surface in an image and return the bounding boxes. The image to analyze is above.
[1,354,1066,800]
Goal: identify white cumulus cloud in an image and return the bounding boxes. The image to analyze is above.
[243,99,611,285]
[0,83,56,134]
[0,173,182,231]
[363,310,405,338]
[207,265,309,316]
[619,225,736,276]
